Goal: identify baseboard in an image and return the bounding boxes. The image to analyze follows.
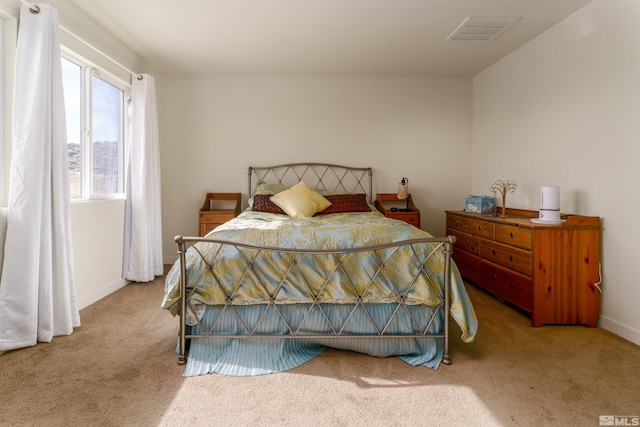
[599,316,640,347]
[77,277,129,311]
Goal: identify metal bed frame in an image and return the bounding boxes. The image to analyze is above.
[247,162,373,201]
[173,163,457,366]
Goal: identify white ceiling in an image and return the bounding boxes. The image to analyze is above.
[68,0,593,76]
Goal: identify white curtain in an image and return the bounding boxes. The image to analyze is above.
[0,5,79,352]
[123,74,163,282]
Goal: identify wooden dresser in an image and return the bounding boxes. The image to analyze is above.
[199,193,241,237]
[445,208,601,327]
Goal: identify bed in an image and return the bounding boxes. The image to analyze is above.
[162,163,477,376]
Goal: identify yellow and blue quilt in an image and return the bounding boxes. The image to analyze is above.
[162,209,478,376]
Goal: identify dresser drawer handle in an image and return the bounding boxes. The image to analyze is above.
[477,226,482,231]
[509,255,513,261]
[510,232,514,239]
[465,240,470,245]
[492,249,496,256]
[493,274,497,281]
[510,282,514,289]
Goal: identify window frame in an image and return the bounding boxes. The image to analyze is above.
[61,48,130,201]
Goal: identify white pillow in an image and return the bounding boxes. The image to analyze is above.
[269,181,331,218]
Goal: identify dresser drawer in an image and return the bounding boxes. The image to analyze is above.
[448,230,479,256]
[469,218,495,239]
[480,261,533,312]
[446,214,469,232]
[495,224,533,250]
[480,239,532,277]
[451,250,480,283]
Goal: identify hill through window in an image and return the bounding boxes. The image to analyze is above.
[61,54,129,200]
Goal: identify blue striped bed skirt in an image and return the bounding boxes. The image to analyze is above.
[181,302,445,377]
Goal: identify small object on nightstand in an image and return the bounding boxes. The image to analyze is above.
[375,193,420,228]
[199,193,241,237]
[397,177,409,207]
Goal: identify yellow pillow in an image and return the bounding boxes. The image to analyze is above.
[269,181,331,218]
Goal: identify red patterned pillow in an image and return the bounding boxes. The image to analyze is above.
[316,194,370,215]
[251,194,286,215]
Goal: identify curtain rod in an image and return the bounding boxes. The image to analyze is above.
[16,0,142,81]
[17,0,37,13]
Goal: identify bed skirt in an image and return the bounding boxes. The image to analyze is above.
[179,303,445,377]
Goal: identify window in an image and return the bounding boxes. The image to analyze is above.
[61,54,129,199]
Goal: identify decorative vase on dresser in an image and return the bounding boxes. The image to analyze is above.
[445,208,601,327]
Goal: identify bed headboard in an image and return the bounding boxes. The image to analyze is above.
[248,163,373,201]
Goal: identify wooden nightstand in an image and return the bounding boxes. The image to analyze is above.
[375,193,420,228]
[199,193,241,236]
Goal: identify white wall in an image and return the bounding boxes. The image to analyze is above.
[70,201,127,309]
[472,0,640,344]
[159,75,473,261]
[0,201,128,311]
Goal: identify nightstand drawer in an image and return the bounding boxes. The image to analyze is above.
[199,192,241,237]
[385,212,420,227]
[200,223,222,236]
[200,211,235,224]
[375,193,420,228]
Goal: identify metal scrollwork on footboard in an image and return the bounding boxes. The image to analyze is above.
[174,235,457,366]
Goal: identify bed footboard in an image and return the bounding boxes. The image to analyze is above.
[173,235,457,366]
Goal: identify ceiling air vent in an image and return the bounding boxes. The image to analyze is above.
[447,16,521,42]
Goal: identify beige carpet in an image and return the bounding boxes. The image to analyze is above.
[1,269,639,427]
